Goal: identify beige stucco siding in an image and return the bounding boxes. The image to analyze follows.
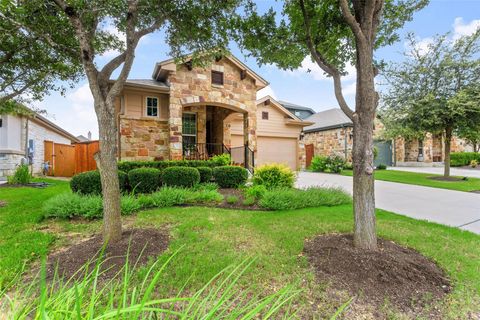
[229,104,301,139]
[122,89,169,120]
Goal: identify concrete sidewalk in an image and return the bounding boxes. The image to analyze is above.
[296,172,480,234]
[389,166,480,178]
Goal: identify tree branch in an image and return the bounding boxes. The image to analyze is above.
[299,0,354,120]
[339,0,365,43]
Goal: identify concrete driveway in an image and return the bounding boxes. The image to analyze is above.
[296,172,480,234]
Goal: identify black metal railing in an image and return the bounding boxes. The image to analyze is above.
[183,143,230,160]
[230,144,254,174]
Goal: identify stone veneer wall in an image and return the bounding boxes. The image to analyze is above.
[303,127,353,161]
[119,117,169,160]
[167,58,258,160]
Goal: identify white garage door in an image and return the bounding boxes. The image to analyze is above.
[257,136,298,170]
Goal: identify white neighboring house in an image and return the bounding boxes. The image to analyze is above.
[0,112,79,178]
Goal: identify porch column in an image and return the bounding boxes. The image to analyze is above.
[169,101,183,160]
[243,111,257,166]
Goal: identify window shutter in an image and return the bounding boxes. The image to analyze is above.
[211,71,224,85]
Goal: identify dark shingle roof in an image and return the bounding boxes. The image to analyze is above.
[278,100,315,114]
[303,108,353,133]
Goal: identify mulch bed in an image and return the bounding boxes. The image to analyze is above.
[0,182,51,188]
[216,188,264,211]
[47,228,169,281]
[304,234,450,315]
[428,176,467,182]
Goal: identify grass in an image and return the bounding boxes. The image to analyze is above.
[341,169,480,192]
[0,179,479,318]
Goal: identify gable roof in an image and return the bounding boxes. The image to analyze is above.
[278,100,315,114]
[303,108,353,133]
[152,53,269,89]
[256,96,314,126]
[30,112,80,143]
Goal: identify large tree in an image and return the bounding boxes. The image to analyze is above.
[233,0,427,249]
[0,1,83,113]
[11,0,240,242]
[452,85,480,153]
[381,31,480,176]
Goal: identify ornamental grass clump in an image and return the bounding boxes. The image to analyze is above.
[259,187,351,210]
[7,164,31,185]
[1,254,300,319]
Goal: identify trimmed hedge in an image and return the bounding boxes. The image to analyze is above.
[128,168,161,193]
[70,170,128,195]
[197,166,213,183]
[118,160,218,173]
[213,166,248,188]
[450,152,480,167]
[162,166,200,187]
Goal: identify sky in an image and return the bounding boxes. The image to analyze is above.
[33,0,480,140]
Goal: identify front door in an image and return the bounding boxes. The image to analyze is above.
[305,144,314,169]
[374,140,393,167]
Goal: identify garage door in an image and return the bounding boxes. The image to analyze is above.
[257,136,298,170]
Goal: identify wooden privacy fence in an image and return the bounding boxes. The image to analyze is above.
[44,140,99,177]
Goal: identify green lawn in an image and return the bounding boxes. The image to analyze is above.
[342,169,480,192]
[0,180,479,318]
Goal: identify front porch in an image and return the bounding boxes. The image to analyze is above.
[180,104,255,171]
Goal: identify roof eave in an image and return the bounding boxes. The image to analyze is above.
[303,122,354,133]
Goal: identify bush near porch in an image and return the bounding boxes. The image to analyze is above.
[117,159,221,172]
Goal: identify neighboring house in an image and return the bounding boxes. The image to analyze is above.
[115,54,312,170]
[279,101,315,120]
[302,108,354,166]
[0,112,79,177]
[302,107,470,167]
[76,131,92,142]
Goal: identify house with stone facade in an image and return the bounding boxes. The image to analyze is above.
[301,107,470,167]
[115,54,312,170]
[0,111,79,178]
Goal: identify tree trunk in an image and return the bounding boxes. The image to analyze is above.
[351,51,377,250]
[443,126,453,178]
[94,98,122,243]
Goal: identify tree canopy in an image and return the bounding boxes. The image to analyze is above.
[380,30,480,175]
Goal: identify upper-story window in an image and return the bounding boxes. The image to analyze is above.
[211,71,224,85]
[262,111,269,120]
[146,97,158,117]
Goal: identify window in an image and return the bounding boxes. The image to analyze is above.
[211,71,224,85]
[146,97,158,117]
[262,111,269,120]
[418,140,424,156]
[182,113,197,145]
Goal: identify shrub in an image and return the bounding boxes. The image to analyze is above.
[243,196,256,206]
[226,195,238,204]
[128,168,161,193]
[450,152,480,167]
[197,166,213,183]
[162,166,200,187]
[120,195,142,215]
[213,166,248,188]
[344,162,353,170]
[471,159,478,168]
[310,155,346,173]
[244,185,267,200]
[376,164,387,170]
[118,159,218,172]
[70,170,129,195]
[252,163,295,189]
[7,164,31,185]
[259,187,351,210]
[211,153,231,166]
[43,193,142,219]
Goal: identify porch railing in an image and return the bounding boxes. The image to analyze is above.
[183,143,254,173]
[183,143,230,160]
